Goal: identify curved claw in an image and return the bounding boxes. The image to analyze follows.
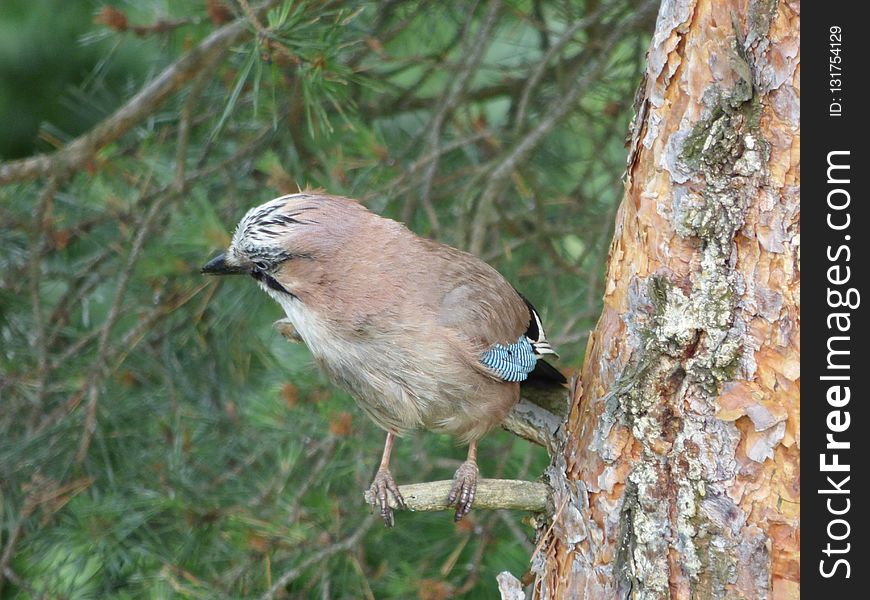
[368,468,407,527]
[273,318,303,343]
[447,460,479,522]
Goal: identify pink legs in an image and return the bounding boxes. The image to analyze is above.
[368,432,407,527]
[447,440,479,522]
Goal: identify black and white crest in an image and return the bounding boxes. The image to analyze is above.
[230,194,317,267]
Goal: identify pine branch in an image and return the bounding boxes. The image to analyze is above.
[260,519,375,600]
[0,0,278,185]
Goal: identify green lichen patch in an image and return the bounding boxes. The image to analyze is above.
[681,96,766,178]
[747,0,779,46]
[607,27,773,595]
[681,104,744,175]
[614,480,640,598]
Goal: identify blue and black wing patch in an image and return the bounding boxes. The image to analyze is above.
[480,335,538,382]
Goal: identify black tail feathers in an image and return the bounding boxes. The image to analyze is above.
[524,359,567,387]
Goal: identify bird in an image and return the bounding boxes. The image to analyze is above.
[202,193,565,526]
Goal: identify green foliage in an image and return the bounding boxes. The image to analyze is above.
[0,0,650,597]
[0,0,159,159]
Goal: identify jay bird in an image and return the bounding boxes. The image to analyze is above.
[202,193,565,526]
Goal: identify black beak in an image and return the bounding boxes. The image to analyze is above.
[201,253,247,275]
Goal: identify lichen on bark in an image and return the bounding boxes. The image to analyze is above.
[614,70,768,600]
[532,0,800,597]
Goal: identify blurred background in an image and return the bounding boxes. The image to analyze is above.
[0,0,653,597]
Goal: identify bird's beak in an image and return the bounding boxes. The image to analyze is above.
[201,253,247,276]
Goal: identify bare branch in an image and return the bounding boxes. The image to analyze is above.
[496,571,526,600]
[502,398,563,454]
[403,0,500,229]
[0,1,277,185]
[363,479,550,513]
[512,6,606,133]
[468,0,660,254]
[26,178,60,421]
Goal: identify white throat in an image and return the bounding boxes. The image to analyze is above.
[258,282,329,355]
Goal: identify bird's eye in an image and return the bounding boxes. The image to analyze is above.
[253,260,270,272]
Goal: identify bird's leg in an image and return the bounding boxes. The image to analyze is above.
[447,440,480,522]
[368,432,407,527]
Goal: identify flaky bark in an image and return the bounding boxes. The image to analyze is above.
[530,0,799,598]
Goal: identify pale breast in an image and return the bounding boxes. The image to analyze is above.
[264,284,427,433]
[261,281,517,442]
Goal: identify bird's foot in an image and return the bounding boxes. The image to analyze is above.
[273,318,302,343]
[447,460,479,522]
[368,468,407,527]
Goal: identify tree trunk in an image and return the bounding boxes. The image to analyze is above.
[531,0,799,598]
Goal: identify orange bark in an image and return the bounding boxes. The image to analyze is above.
[532,0,799,598]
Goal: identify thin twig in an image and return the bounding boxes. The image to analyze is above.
[34,126,274,437]
[76,168,170,462]
[371,130,492,206]
[260,519,374,600]
[238,0,300,65]
[285,437,339,521]
[174,66,214,190]
[403,0,498,230]
[499,510,535,553]
[468,0,659,254]
[44,247,115,347]
[512,6,605,133]
[26,178,60,425]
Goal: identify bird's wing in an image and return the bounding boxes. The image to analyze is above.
[428,243,556,383]
[478,335,538,382]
